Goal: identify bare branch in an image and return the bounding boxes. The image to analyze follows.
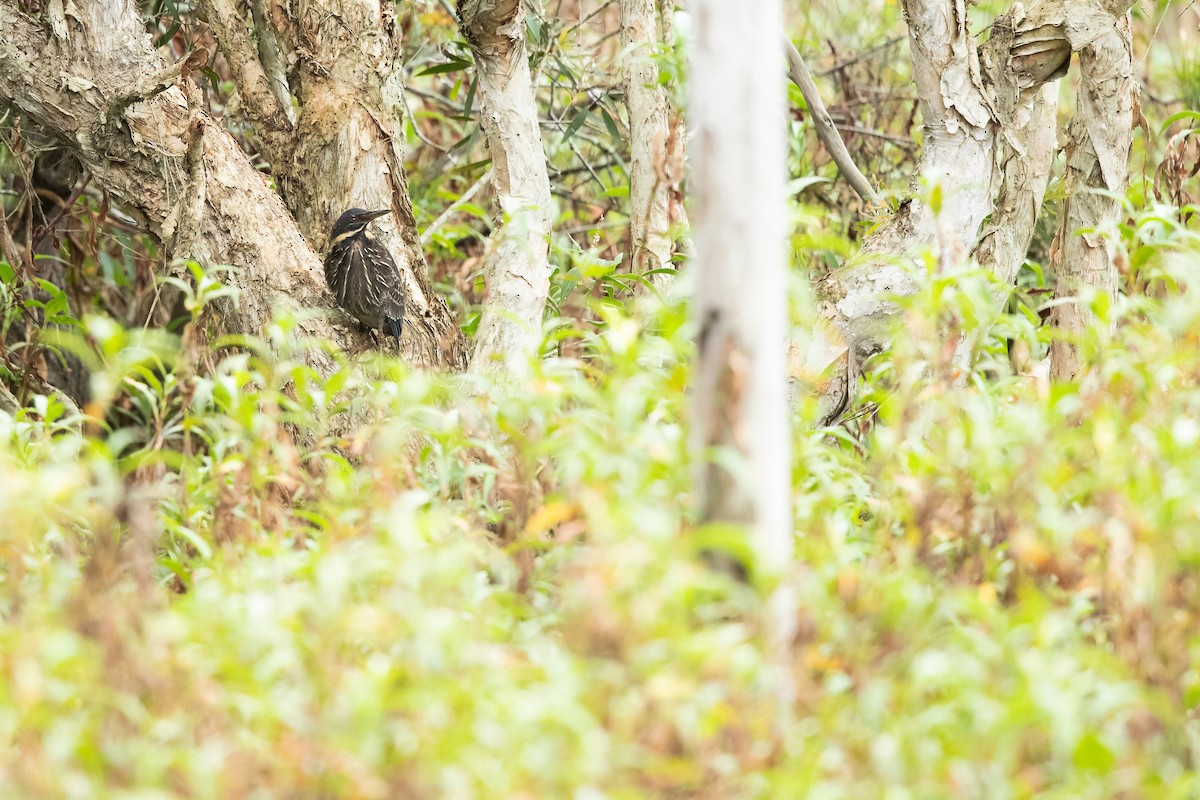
[420,168,492,246]
[194,0,294,142]
[783,34,880,204]
[0,380,18,415]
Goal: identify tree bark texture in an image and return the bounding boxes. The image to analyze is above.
[1046,9,1135,380]
[0,0,347,377]
[971,86,1059,288]
[690,0,792,570]
[805,0,1137,420]
[458,0,555,371]
[197,0,468,368]
[620,0,684,294]
[805,0,998,418]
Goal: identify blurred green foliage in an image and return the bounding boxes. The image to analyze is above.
[2,193,1200,796]
[2,1,1200,798]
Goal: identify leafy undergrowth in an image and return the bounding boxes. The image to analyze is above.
[3,208,1200,798]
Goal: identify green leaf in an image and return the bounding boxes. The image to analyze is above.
[1159,109,1200,134]
[417,58,474,77]
[463,75,478,117]
[599,105,621,142]
[526,13,543,44]
[562,107,590,143]
[1073,733,1116,772]
[155,21,181,48]
[200,66,221,93]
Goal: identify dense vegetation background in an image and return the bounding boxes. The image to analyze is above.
[2,0,1200,796]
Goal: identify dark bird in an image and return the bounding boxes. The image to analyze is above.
[324,208,405,353]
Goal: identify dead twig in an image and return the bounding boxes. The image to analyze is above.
[31,173,91,252]
[783,34,880,204]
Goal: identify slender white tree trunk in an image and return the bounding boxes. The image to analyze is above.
[620,0,681,294]
[691,0,792,571]
[459,0,555,372]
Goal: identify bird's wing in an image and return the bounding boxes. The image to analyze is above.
[363,239,405,320]
[345,241,383,324]
[324,241,354,308]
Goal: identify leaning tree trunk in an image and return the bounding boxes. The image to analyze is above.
[0,0,347,379]
[198,0,468,368]
[458,0,555,372]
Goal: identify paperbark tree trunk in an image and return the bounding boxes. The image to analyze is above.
[0,0,344,377]
[803,0,997,418]
[1047,10,1135,380]
[690,0,792,571]
[805,0,1136,419]
[970,87,1059,288]
[458,0,555,372]
[620,0,683,294]
[197,0,468,368]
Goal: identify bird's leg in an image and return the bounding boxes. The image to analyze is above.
[385,317,403,358]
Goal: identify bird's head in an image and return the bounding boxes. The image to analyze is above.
[329,208,390,246]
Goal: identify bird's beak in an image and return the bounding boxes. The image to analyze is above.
[363,209,390,221]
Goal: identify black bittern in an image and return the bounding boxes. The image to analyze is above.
[324,208,406,353]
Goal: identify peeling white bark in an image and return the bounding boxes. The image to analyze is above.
[249,0,298,127]
[972,88,1059,287]
[806,0,998,418]
[805,0,1136,418]
[459,0,555,372]
[691,0,792,569]
[1047,7,1135,380]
